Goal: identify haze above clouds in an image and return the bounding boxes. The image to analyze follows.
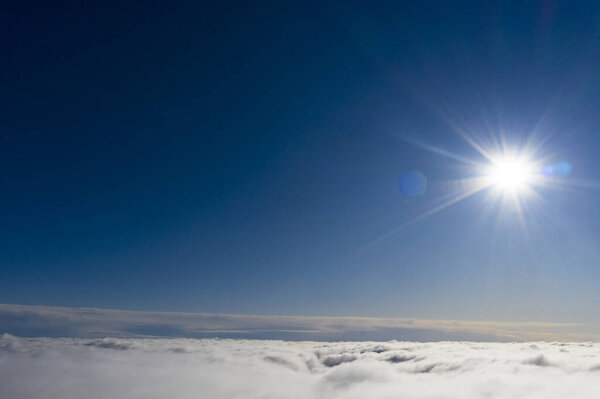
[2,304,599,342]
[3,334,600,399]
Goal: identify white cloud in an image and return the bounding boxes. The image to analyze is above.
[3,334,600,399]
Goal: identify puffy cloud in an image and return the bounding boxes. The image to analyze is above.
[3,335,600,399]
[2,304,600,342]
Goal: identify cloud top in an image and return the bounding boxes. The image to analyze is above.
[3,335,600,399]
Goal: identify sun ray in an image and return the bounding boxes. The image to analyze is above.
[363,177,491,250]
[400,136,482,166]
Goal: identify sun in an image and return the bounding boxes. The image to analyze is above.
[485,155,537,193]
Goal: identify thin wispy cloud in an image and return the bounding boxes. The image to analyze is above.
[1,304,598,342]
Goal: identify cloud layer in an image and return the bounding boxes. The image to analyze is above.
[3,334,600,399]
[2,304,599,342]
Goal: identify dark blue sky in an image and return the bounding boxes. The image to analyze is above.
[3,1,600,323]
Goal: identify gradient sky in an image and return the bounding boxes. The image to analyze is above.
[3,1,600,324]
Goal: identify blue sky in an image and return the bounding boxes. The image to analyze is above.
[3,1,600,324]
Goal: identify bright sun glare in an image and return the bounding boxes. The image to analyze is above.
[486,156,536,192]
[377,134,572,245]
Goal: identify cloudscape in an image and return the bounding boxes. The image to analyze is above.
[4,334,600,399]
[4,1,600,398]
